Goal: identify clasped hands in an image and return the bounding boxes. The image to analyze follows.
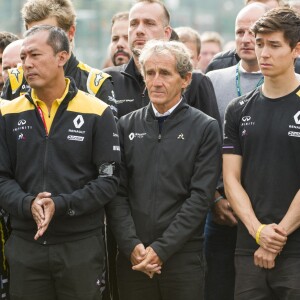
[31,191,55,240]
[131,243,162,278]
[254,223,287,269]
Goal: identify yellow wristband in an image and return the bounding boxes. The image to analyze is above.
[255,224,266,245]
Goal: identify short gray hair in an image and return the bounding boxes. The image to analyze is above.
[139,40,193,79]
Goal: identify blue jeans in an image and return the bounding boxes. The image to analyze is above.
[204,211,237,300]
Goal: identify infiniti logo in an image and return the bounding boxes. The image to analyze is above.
[242,116,251,122]
[18,119,26,126]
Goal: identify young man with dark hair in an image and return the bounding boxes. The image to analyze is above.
[223,7,300,299]
[205,4,268,300]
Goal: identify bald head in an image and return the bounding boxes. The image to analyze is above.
[245,0,283,9]
[236,2,269,25]
[2,39,23,83]
[235,3,269,71]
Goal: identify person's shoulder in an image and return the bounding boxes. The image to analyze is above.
[103,64,127,75]
[69,90,109,117]
[227,87,260,111]
[76,60,112,94]
[206,49,239,73]
[213,49,237,60]
[206,64,235,79]
[0,99,10,107]
[188,104,217,124]
[1,94,32,116]
[188,71,205,85]
[119,105,146,123]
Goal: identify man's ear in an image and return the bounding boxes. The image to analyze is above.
[67,25,76,43]
[164,26,172,41]
[293,42,300,59]
[182,72,192,89]
[57,51,69,67]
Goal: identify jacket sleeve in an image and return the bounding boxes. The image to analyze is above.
[185,73,222,132]
[52,107,121,217]
[106,119,142,259]
[150,120,222,262]
[95,77,118,121]
[0,113,35,219]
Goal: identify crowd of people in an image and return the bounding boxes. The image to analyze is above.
[0,0,300,300]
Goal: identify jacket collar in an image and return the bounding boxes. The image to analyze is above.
[124,57,140,76]
[64,52,79,76]
[25,76,78,107]
[145,98,190,121]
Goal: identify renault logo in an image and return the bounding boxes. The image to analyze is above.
[129,133,135,140]
[294,111,300,125]
[73,115,84,129]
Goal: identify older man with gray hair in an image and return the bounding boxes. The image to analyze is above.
[107,39,221,300]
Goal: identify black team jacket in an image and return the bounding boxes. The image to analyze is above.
[0,78,120,245]
[107,101,221,262]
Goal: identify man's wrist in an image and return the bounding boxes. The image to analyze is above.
[214,196,224,204]
[255,224,266,245]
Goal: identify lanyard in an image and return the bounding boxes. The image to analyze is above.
[235,61,264,97]
[37,105,49,136]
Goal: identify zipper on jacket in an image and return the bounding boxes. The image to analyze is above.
[42,136,49,191]
[151,119,165,239]
[36,105,49,190]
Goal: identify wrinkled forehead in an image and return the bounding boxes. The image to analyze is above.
[143,51,176,67]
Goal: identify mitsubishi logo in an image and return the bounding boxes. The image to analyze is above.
[73,115,84,129]
[294,111,300,124]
